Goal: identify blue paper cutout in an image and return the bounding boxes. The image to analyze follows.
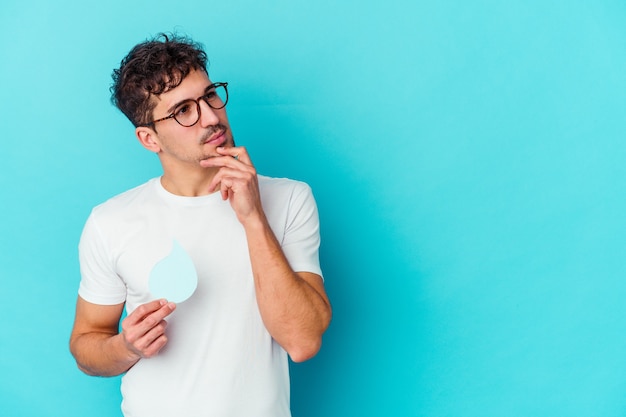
[149,240,198,303]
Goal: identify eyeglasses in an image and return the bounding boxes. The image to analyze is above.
[142,82,229,128]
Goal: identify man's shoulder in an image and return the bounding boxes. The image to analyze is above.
[258,175,311,194]
[258,175,316,213]
[91,178,159,216]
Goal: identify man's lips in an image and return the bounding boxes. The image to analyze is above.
[203,129,226,146]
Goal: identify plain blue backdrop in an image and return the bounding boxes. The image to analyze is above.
[1,1,626,416]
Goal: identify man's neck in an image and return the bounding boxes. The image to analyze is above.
[159,166,219,197]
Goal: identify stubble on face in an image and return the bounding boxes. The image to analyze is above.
[150,70,236,166]
[153,127,228,167]
[197,124,236,161]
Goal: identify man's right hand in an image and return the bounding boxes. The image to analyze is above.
[121,299,176,360]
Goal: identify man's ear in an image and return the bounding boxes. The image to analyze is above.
[135,127,161,153]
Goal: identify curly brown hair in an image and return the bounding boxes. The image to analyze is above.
[111,33,209,127]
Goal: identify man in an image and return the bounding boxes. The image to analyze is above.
[69,33,331,416]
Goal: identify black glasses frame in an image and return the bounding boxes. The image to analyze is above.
[141,82,229,128]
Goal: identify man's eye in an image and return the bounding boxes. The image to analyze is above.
[175,103,192,116]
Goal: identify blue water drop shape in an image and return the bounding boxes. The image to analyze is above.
[149,240,198,303]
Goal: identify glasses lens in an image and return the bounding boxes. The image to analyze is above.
[205,84,228,109]
[173,100,200,127]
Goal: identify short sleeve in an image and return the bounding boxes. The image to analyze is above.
[281,183,323,279]
[77,212,128,305]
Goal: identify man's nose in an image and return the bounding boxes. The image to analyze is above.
[198,100,220,126]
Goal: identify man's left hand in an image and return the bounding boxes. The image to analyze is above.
[200,146,264,225]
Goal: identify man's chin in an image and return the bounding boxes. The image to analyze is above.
[221,135,236,148]
[198,135,235,164]
[198,154,218,164]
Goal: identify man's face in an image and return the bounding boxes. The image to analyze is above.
[141,69,234,166]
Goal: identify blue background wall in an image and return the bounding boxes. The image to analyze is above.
[1,1,625,416]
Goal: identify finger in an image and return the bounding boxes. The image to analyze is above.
[123,301,176,338]
[142,335,168,358]
[216,146,252,165]
[202,155,244,170]
[131,332,168,358]
[220,180,229,200]
[208,167,249,194]
[216,174,243,200]
[134,320,169,357]
[142,334,169,358]
[124,299,169,326]
[139,302,176,333]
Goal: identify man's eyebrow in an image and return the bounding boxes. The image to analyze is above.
[203,83,217,94]
[166,98,192,114]
[165,84,216,114]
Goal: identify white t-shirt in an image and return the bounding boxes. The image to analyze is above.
[78,176,322,417]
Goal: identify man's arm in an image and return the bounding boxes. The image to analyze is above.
[202,146,332,362]
[245,220,332,362]
[69,296,176,376]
